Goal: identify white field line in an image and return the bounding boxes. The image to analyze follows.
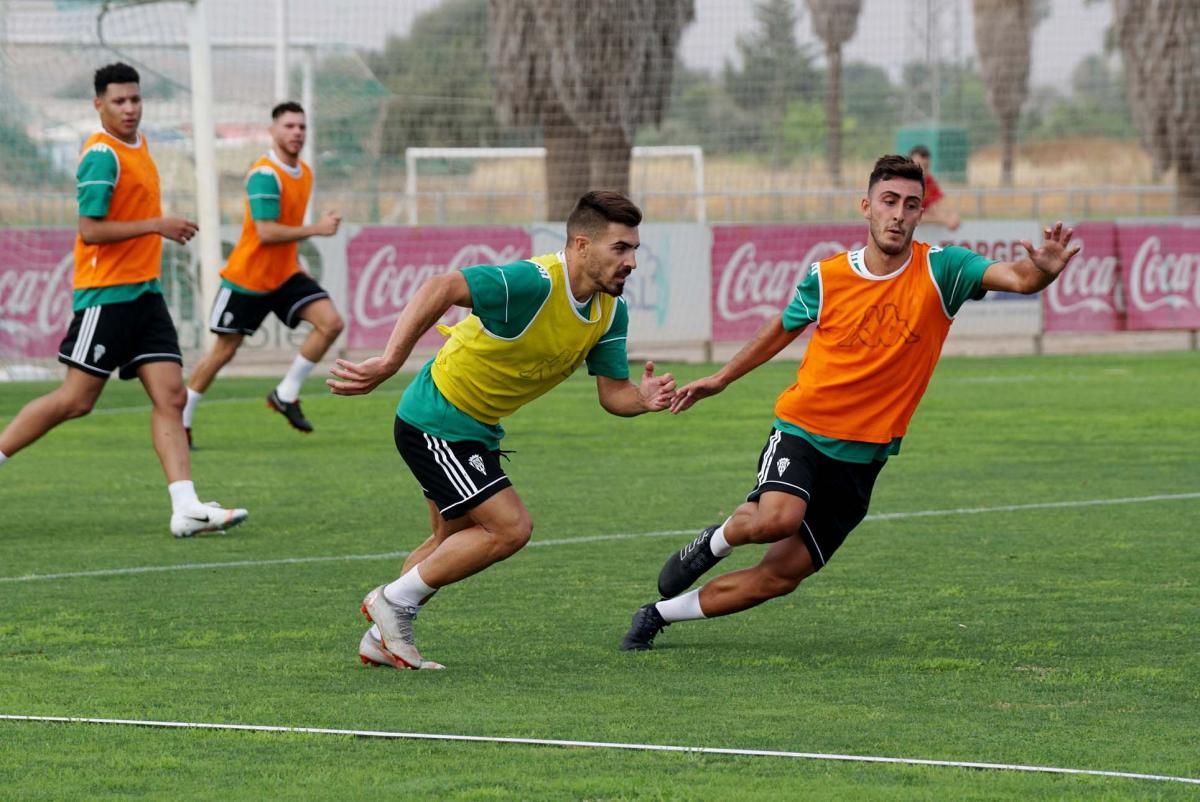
[0,715,1196,786]
[2,492,1198,585]
[89,396,264,416]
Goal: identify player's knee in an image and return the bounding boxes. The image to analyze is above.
[324,314,345,340]
[493,515,533,557]
[62,394,97,420]
[755,567,803,599]
[747,507,805,543]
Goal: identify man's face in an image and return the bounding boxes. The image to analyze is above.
[271,111,306,158]
[579,222,639,296]
[95,82,142,141]
[862,177,924,256]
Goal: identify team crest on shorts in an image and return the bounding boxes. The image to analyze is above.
[93,344,106,363]
[468,454,486,474]
[776,457,790,475]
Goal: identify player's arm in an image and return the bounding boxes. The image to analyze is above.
[327,271,472,396]
[75,145,195,244]
[596,361,676,416]
[255,211,341,244]
[981,221,1080,295]
[78,215,196,245]
[670,314,801,414]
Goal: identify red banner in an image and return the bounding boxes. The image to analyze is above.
[345,226,532,350]
[1042,222,1124,332]
[711,224,863,342]
[0,229,76,359]
[1118,223,1200,331]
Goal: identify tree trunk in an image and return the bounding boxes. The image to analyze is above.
[825,44,843,186]
[1178,153,1200,215]
[543,99,591,221]
[1000,117,1016,186]
[587,125,633,197]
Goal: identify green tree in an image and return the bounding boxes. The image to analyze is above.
[722,0,820,165]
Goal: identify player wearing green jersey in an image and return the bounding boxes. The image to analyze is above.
[328,191,677,669]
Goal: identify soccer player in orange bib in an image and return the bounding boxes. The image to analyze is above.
[621,154,1079,651]
[0,63,247,538]
[182,102,344,445]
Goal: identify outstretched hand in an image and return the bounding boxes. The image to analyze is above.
[638,361,677,411]
[1021,221,1080,279]
[669,373,726,414]
[326,356,396,396]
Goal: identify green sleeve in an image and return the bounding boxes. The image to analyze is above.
[781,262,821,331]
[246,168,281,221]
[929,245,992,317]
[585,298,630,380]
[461,261,552,338]
[76,144,118,218]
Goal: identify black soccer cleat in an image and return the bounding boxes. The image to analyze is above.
[620,603,669,652]
[657,524,727,598]
[266,389,314,433]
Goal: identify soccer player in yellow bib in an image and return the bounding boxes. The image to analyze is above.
[183,102,344,445]
[621,154,1080,652]
[0,63,247,538]
[328,191,677,670]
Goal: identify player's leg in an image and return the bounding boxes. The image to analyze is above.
[361,420,519,668]
[183,333,244,445]
[129,294,248,537]
[0,367,106,460]
[267,277,342,432]
[186,284,264,447]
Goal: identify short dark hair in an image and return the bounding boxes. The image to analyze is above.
[566,190,642,236]
[272,101,305,119]
[868,154,925,194]
[94,62,140,97]
[908,144,931,159]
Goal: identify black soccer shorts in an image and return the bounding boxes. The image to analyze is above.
[57,291,183,380]
[394,417,513,520]
[745,428,885,570]
[208,272,329,335]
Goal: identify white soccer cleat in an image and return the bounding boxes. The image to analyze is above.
[358,627,444,670]
[170,501,249,538]
[360,586,442,670]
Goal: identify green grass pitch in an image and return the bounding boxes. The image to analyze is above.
[1,352,1198,800]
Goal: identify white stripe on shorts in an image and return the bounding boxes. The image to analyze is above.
[422,433,478,499]
[757,429,782,487]
[71,306,101,364]
[209,287,233,330]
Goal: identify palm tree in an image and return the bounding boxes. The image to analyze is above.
[972,0,1033,185]
[805,0,863,185]
[488,0,695,219]
[1113,0,1200,213]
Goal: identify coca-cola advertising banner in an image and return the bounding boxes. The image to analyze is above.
[345,226,531,349]
[1117,223,1200,331]
[711,224,864,342]
[1042,222,1124,332]
[0,229,76,359]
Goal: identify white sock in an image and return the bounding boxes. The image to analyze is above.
[0,450,8,466]
[384,565,436,608]
[275,355,316,403]
[710,519,733,557]
[182,388,203,428]
[167,480,200,513]
[655,589,706,623]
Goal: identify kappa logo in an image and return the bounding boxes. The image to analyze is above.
[222,311,234,327]
[776,457,790,475]
[92,343,106,363]
[468,454,486,475]
[838,304,920,348]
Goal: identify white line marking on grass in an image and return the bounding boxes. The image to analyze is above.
[2,492,1198,585]
[1,715,1197,786]
[90,396,262,416]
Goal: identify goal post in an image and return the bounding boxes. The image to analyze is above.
[404,145,706,225]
